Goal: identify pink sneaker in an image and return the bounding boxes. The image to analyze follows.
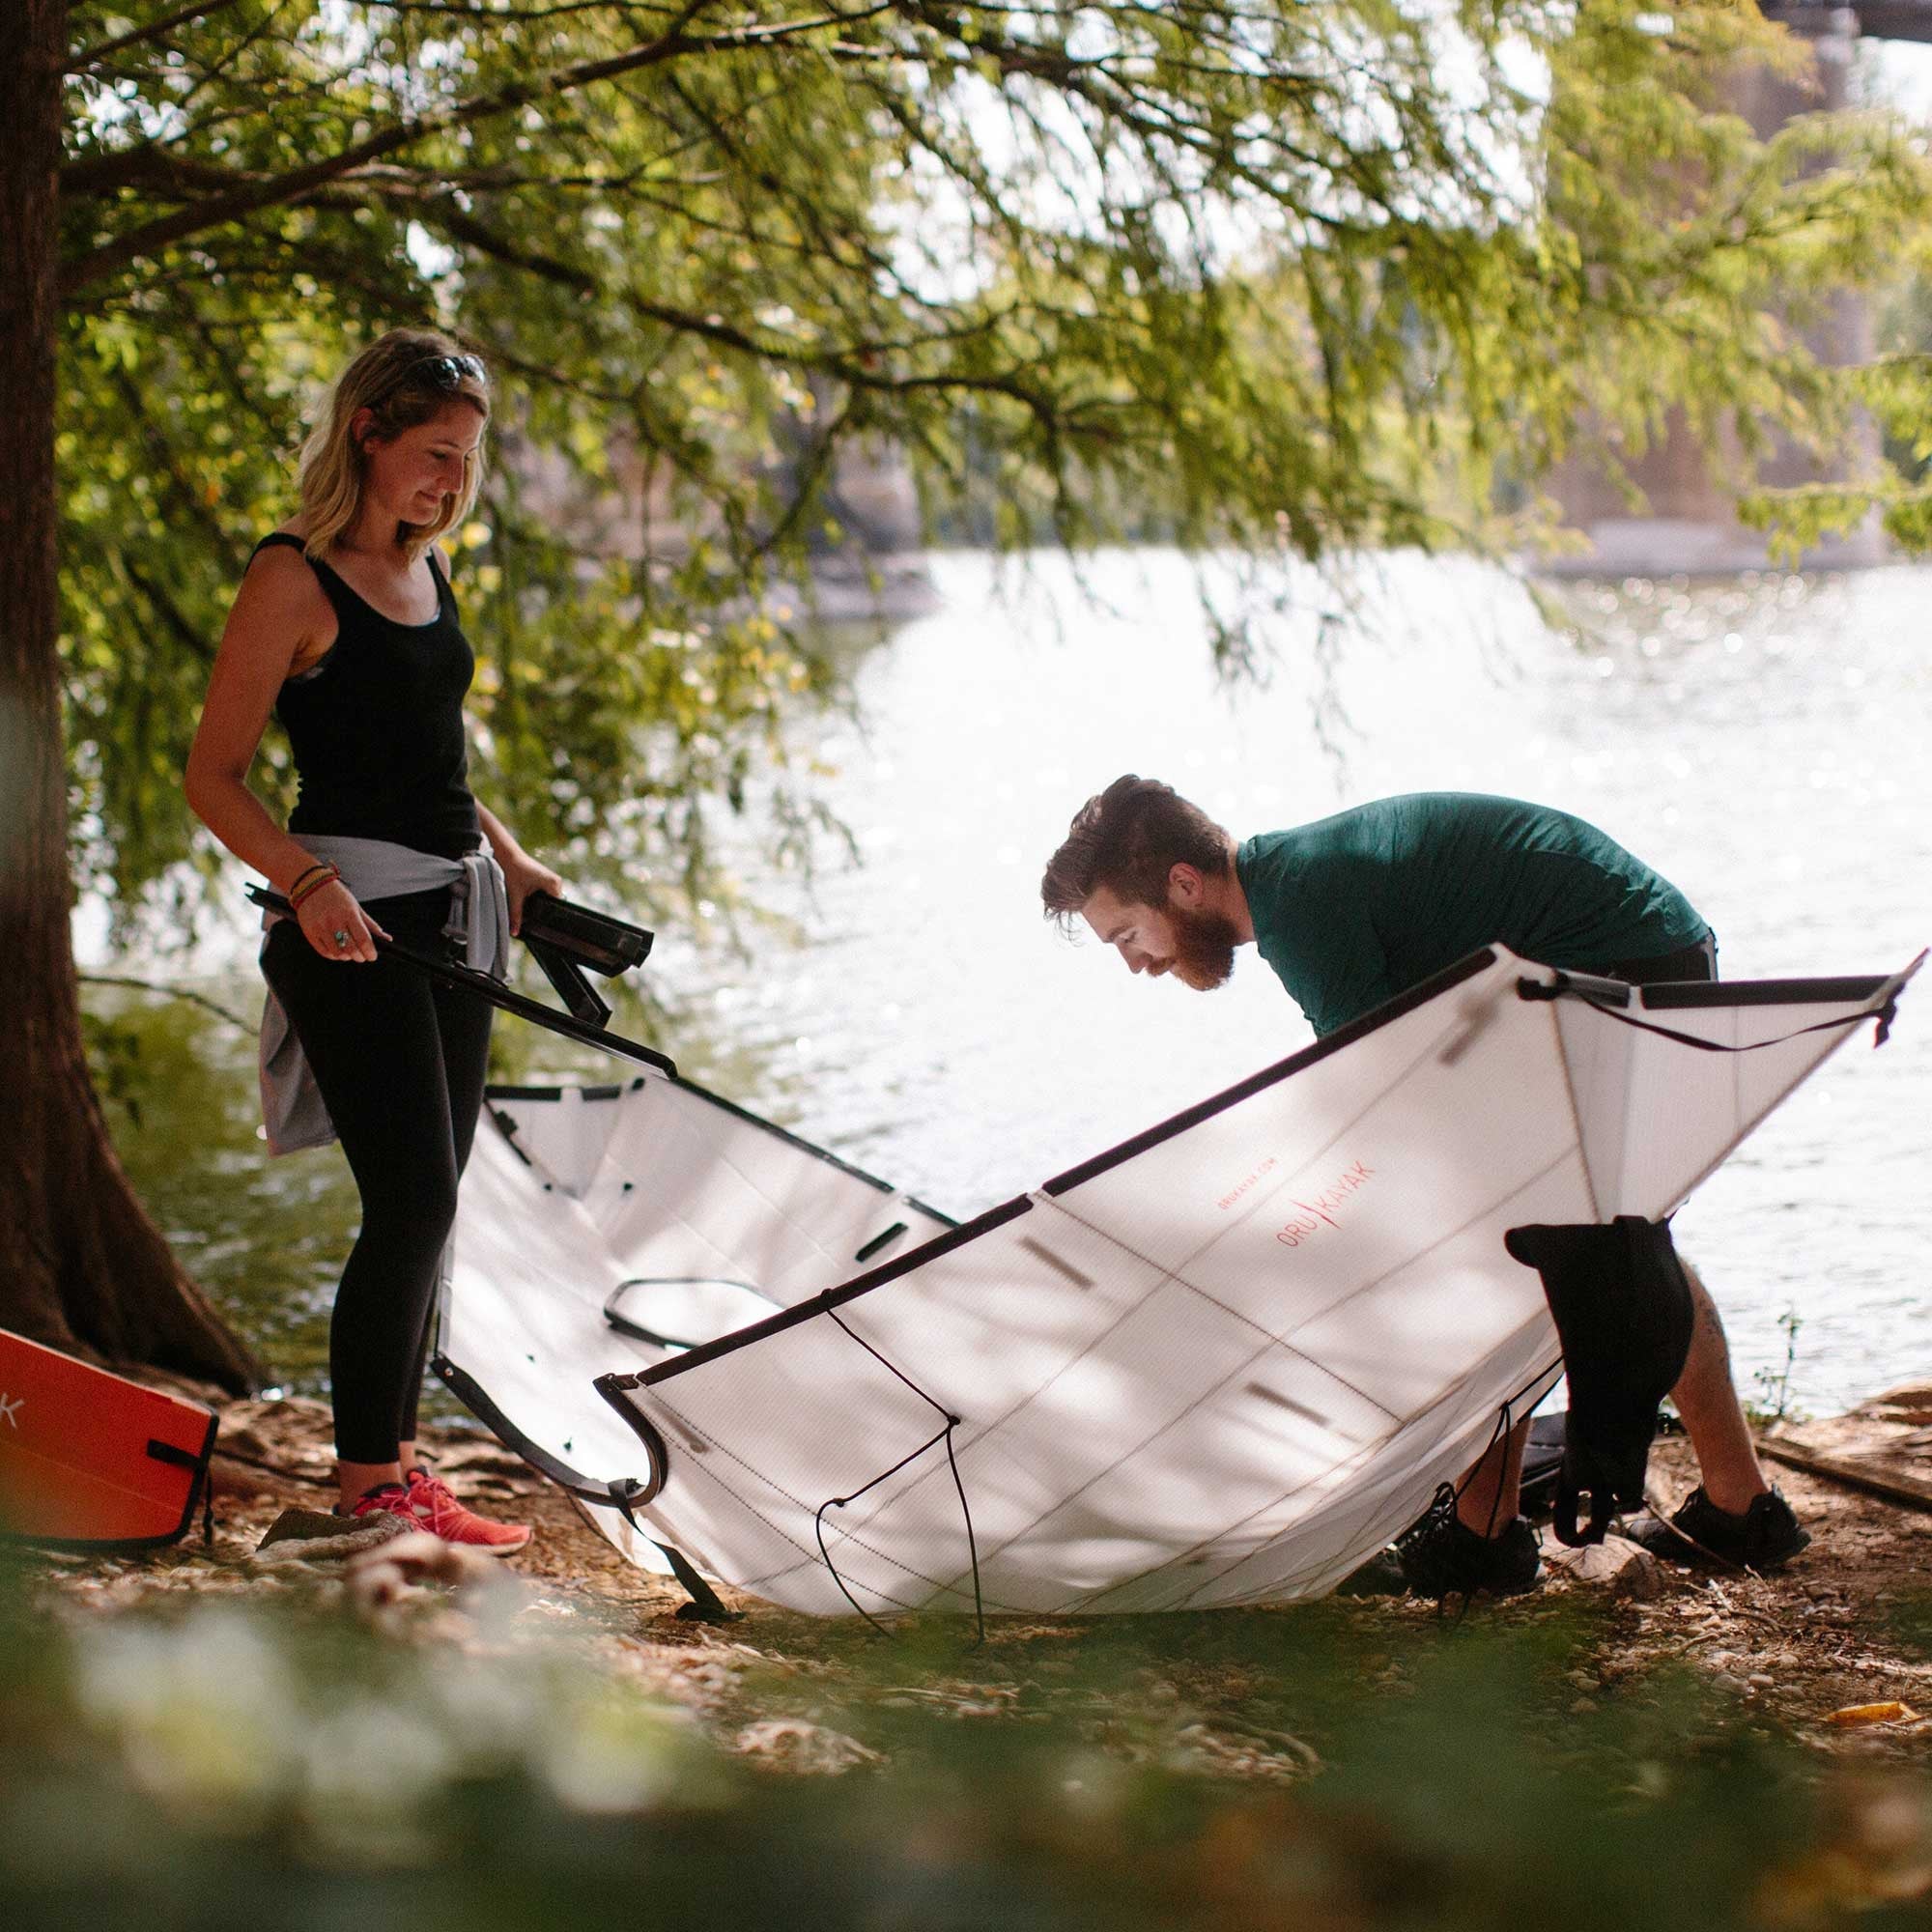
[403,1465,532,1556]
[339,1482,421,1527]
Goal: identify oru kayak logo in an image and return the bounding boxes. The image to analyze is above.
[1216,1155,1280,1210]
[0,1392,20,1428]
[1274,1160,1376,1248]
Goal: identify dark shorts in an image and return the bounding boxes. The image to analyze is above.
[1601,930,1717,986]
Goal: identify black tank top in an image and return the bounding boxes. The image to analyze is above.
[258,532,482,859]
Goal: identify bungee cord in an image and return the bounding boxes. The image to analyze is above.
[811,1306,986,1642]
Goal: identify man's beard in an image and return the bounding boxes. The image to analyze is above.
[1167,905,1238,991]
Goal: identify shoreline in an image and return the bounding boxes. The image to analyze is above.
[15,1378,1930,1771]
[11,1375,1932,1927]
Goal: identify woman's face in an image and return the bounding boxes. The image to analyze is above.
[358,399,487,529]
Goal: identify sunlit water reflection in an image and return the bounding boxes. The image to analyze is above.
[94,550,1930,1415]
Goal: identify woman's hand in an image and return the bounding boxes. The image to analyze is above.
[498,848,565,937]
[296,879,392,962]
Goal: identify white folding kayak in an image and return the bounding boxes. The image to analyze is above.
[436,945,1918,1619]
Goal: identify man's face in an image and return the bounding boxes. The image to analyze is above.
[1081,884,1237,992]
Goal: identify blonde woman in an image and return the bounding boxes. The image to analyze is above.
[187,329,558,1550]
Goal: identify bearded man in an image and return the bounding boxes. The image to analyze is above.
[1039,777,1807,1597]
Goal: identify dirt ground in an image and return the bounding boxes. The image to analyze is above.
[19,1384,1932,1785]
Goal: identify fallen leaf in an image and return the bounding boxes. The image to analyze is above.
[1824,1701,1920,1728]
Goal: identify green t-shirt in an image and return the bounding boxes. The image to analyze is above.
[1236,793,1709,1037]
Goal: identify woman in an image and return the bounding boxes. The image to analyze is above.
[186,329,558,1550]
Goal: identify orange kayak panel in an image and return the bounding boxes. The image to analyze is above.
[0,1328,217,1549]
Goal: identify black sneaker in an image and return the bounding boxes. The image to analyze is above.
[1333,1548,1409,1597]
[1626,1486,1809,1572]
[1337,1486,1542,1600]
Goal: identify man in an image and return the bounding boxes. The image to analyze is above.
[1039,777,1807,1598]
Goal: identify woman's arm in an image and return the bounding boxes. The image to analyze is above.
[476,802,563,936]
[436,548,563,935]
[185,546,389,961]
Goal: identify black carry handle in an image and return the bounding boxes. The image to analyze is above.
[526,939,611,1028]
[247,885,677,1079]
[519,891,653,974]
[518,893,654,1031]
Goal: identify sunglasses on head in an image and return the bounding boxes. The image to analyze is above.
[403,352,488,392]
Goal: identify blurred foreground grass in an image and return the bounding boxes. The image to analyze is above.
[6,1553,1931,1932]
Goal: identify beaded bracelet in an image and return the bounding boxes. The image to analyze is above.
[288,863,341,910]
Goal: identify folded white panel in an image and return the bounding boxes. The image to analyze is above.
[586,1083,941,1306]
[488,1078,948,1307]
[487,1083,628,1199]
[1604,979,1906,1216]
[437,1125,657,1492]
[444,946,1917,1615]
[439,1072,951,1573]
[599,950,1914,1615]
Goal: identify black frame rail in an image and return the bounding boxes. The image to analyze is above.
[248,885,677,1079]
[610,946,1918,1398]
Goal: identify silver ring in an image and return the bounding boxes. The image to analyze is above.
[333,930,350,950]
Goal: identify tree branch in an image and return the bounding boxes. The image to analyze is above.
[369,0,685,17]
[77,974,251,1032]
[425,204,601,293]
[67,0,245,72]
[122,545,223,665]
[61,2,896,297]
[63,148,243,201]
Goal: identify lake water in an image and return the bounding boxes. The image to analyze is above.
[93,548,1931,1416]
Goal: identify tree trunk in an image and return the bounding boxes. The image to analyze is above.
[0,0,259,1394]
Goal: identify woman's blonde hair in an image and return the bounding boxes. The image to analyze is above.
[297,328,491,562]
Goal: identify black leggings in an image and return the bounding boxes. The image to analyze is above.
[263,886,493,1463]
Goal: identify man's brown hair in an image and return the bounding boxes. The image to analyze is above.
[1040,776,1233,931]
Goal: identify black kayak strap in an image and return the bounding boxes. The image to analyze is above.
[1519,977,1904,1053]
[605,1480,733,1623]
[146,1437,215,1547]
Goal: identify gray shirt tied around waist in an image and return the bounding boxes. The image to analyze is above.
[258,836,510,1154]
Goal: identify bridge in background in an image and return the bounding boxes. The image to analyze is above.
[1547,5,1919,576]
[1767,2,1932,43]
